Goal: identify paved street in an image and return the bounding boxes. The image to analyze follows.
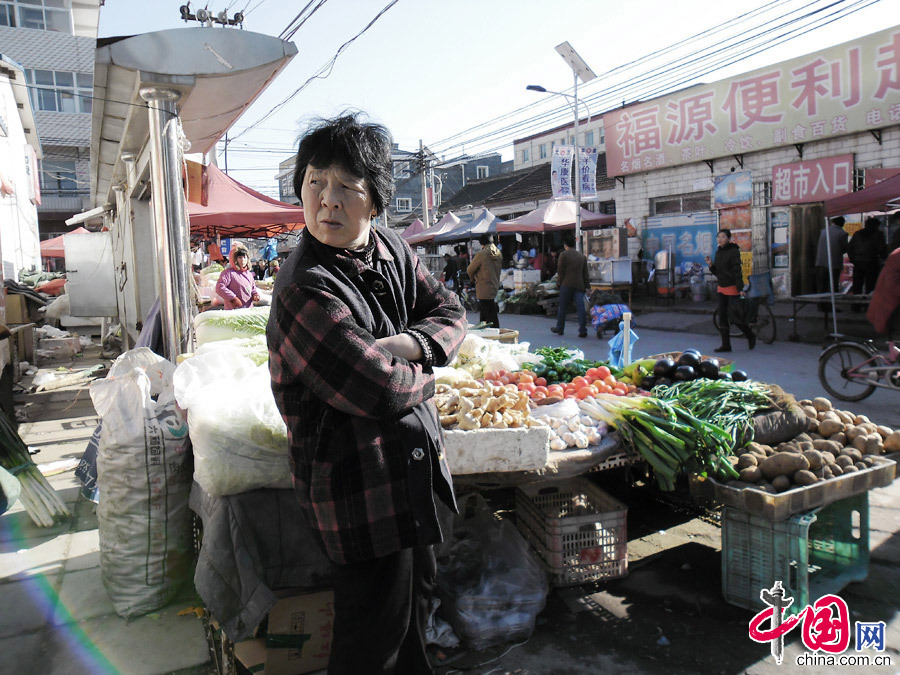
[1,312,898,675]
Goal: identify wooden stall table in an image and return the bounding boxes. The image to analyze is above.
[789,293,872,340]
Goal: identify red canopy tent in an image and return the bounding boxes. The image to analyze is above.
[188,163,305,238]
[39,226,91,258]
[824,171,900,216]
[400,218,425,240]
[496,199,616,233]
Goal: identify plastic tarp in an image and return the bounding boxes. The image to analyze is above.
[188,163,305,239]
[824,171,900,216]
[400,218,425,240]
[39,226,91,258]
[406,211,461,245]
[433,208,501,243]
[496,199,616,233]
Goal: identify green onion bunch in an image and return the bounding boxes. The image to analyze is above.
[579,394,739,491]
[0,413,70,526]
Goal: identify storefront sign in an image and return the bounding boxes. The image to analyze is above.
[771,154,853,205]
[642,211,718,268]
[605,25,900,177]
[551,146,573,198]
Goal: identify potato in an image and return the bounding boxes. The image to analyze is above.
[801,405,818,419]
[756,480,777,494]
[852,435,868,452]
[744,442,768,456]
[853,414,870,425]
[862,423,879,434]
[794,433,813,443]
[740,466,764,483]
[836,455,854,468]
[828,432,846,446]
[821,451,836,465]
[772,475,792,492]
[818,419,844,437]
[776,441,801,454]
[841,447,863,462]
[799,399,813,406]
[812,397,833,412]
[823,465,834,479]
[830,464,843,476]
[854,461,868,471]
[727,455,740,468]
[796,440,815,452]
[764,446,776,456]
[842,464,859,474]
[877,425,893,440]
[864,435,883,455]
[802,450,824,470]
[760,452,810,480]
[812,466,825,479]
[845,425,864,442]
[884,431,900,452]
[808,432,823,440]
[737,453,759,469]
[835,410,854,425]
[794,469,819,486]
[807,418,820,433]
[812,439,841,455]
[862,456,876,467]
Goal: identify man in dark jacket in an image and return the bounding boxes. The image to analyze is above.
[815,216,849,296]
[705,228,755,352]
[552,233,590,337]
[848,216,887,295]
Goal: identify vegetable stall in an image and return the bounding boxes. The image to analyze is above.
[74,305,899,662]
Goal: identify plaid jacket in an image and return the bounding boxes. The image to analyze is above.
[267,226,466,564]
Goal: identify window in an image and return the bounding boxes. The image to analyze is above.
[393,160,410,178]
[539,144,547,159]
[40,159,77,194]
[522,148,530,162]
[476,165,489,179]
[584,130,594,147]
[279,171,295,200]
[599,125,605,145]
[651,191,710,215]
[753,180,771,206]
[0,0,71,32]
[24,68,91,113]
[395,197,412,212]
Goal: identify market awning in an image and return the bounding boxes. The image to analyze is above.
[496,199,616,233]
[39,227,91,258]
[400,218,425,240]
[433,208,501,243]
[824,171,900,217]
[406,212,461,245]
[188,163,305,239]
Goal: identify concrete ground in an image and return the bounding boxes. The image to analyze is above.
[1,299,897,674]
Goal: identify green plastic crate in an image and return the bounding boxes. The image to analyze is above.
[722,492,869,615]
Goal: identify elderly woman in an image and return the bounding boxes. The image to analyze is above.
[267,114,466,674]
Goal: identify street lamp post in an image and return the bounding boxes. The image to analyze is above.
[526,42,596,251]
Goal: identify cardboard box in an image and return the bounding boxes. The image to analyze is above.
[234,589,334,675]
[11,324,34,363]
[4,294,33,325]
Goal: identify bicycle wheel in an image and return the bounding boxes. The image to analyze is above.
[817,343,878,401]
[712,310,743,338]
[755,304,776,344]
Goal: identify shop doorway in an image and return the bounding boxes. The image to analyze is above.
[789,203,825,296]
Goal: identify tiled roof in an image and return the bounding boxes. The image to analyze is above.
[439,165,540,211]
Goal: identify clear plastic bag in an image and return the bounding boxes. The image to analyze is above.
[436,493,548,651]
[173,347,291,496]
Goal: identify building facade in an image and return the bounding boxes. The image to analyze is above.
[0,0,101,243]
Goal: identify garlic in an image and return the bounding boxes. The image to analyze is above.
[562,431,577,447]
[572,431,589,449]
[550,437,568,451]
[567,416,582,432]
[579,415,595,427]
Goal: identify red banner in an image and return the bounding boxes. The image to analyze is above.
[771,154,853,205]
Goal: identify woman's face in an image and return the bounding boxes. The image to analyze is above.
[717,231,730,247]
[301,164,375,249]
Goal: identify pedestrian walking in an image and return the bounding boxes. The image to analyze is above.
[552,233,589,338]
[705,228,755,352]
[815,216,849,296]
[467,233,502,328]
[848,216,888,295]
[267,113,466,675]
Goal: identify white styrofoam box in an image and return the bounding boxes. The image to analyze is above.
[611,258,633,284]
[513,269,541,292]
[443,426,551,474]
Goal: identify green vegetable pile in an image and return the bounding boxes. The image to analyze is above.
[522,347,616,384]
[654,379,776,448]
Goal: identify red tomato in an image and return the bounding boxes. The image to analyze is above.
[596,366,611,380]
[532,385,549,397]
[531,390,546,401]
[612,386,628,397]
[518,382,535,394]
[518,372,534,384]
[571,376,589,390]
[547,384,565,396]
[576,386,594,400]
[603,374,618,387]
[484,371,498,381]
[534,376,547,387]
[586,367,600,379]
[498,376,510,385]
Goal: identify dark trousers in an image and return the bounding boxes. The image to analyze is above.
[328,546,435,675]
[556,285,587,334]
[851,261,880,295]
[478,299,500,328]
[717,292,751,347]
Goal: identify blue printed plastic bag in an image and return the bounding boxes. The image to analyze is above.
[607,324,639,369]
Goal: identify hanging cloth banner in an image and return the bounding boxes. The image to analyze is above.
[551,146,574,199]
[579,147,598,199]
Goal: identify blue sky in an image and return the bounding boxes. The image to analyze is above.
[98,0,894,197]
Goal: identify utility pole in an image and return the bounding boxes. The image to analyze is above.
[224,132,228,174]
[419,139,430,226]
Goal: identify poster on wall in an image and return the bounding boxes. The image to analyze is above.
[718,206,751,230]
[642,211,717,268]
[713,172,752,209]
[771,209,789,269]
[731,229,752,252]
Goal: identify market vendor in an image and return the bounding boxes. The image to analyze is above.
[216,243,260,309]
[267,113,466,674]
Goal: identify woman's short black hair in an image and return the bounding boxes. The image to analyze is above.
[719,228,732,239]
[293,113,394,216]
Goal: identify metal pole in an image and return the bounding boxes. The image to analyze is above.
[823,217,839,337]
[573,71,582,252]
[140,87,182,362]
[420,139,430,226]
[163,115,194,354]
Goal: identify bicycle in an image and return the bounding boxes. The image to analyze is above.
[817,339,900,401]
[712,298,777,344]
[454,271,479,312]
